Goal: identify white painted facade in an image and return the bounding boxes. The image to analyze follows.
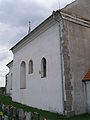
[6,61,13,96]
[12,22,64,114]
[6,0,90,115]
[85,82,90,113]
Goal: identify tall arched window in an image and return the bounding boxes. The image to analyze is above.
[20,61,26,89]
[41,58,46,78]
[29,60,33,74]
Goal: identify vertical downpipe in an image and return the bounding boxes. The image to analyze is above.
[52,10,65,115]
[58,15,65,115]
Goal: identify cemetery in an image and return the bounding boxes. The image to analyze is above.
[0,95,63,120]
[0,101,49,120]
[0,104,40,120]
[0,95,90,120]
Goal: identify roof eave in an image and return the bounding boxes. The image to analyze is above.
[10,14,53,52]
[10,10,62,53]
[6,60,13,68]
[82,79,90,82]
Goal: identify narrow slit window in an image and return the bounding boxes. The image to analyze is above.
[41,58,46,78]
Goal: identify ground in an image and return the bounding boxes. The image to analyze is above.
[0,95,90,120]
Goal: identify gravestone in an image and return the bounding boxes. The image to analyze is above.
[2,104,5,112]
[4,106,7,116]
[33,112,40,120]
[10,108,13,118]
[9,105,14,118]
[13,107,17,117]
[4,115,8,120]
[25,112,32,120]
[19,109,24,120]
[16,109,19,119]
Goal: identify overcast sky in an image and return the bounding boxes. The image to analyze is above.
[0,0,75,87]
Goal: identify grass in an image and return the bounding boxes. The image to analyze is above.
[0,94,90,120]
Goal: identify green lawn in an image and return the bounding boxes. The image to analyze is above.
[0,94,90,120]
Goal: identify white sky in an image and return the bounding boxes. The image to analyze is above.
[0,0,75,87]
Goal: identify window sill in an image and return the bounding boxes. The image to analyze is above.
[20,88,26,89]
[41,76,46,78]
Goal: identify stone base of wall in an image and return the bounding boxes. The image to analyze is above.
[65,110,75,117]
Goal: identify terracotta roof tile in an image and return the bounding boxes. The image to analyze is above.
[83,70,90,81]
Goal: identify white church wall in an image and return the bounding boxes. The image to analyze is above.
[86,82,90,113]
[12,23,64,114]
[6,65,13,96]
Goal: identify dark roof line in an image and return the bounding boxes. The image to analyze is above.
[6,60,13,67]
[10,9,62,52]
[10,12,54,51]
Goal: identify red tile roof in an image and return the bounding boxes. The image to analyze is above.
[83,70,90,81]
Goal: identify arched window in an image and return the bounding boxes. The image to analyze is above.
[41,58,46,78]
[29,60,33,74]
[20,61,26,89]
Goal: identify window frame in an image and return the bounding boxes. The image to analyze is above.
[28,59,33,74]
[41,57,46,78]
